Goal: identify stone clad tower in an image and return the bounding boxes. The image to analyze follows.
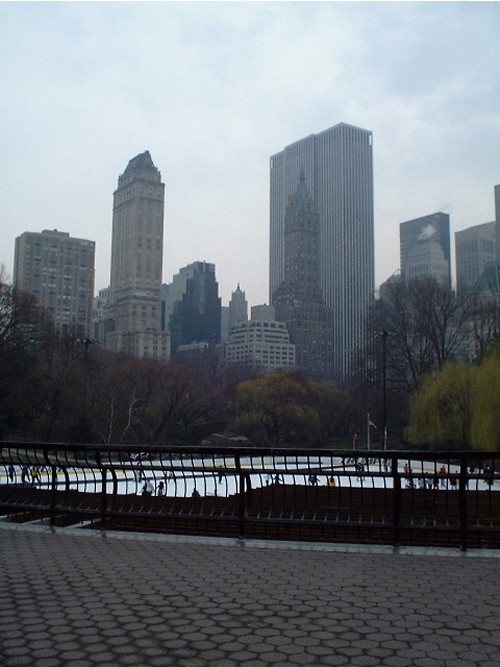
[272,172,334,379]
[228,284,248,331]
[103,151,170,358]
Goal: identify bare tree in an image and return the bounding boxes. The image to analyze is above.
[376,276,469,393]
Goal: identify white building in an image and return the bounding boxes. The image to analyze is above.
[270,122,374,380]
[405,239,450,287]
[225,305,295,373]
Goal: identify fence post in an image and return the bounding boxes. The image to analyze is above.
[50,465,57,528]
[101,468,107,530]
[459,455,468,552]
[392,454,401,548]
[235,453,246,539]
[93,449,106,530]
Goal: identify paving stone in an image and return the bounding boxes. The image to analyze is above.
[2,526,500,667]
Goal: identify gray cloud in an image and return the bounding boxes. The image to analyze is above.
[1,2,499,304]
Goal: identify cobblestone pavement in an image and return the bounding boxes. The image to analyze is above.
[1,523,499,667]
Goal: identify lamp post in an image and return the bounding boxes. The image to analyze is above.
[77,338,94,434]
[381,330,388,450]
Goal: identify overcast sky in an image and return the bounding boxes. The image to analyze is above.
[1,1,499,306]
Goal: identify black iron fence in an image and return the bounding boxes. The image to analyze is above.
[1,443,499,550]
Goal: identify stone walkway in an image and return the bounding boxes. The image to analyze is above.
[1,523,499,666]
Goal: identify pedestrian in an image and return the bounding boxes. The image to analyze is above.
[439,465,447,489]
[21,465,30,485]
[8,465,15,482]
[141,481,153,497]
[31,467,41,486]
[157,481,165,496]
[484,466,494,488]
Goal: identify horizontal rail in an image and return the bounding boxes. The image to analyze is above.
[1,443,499,550]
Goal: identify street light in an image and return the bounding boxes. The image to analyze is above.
[374,331,389,450]
[381,331,388,450]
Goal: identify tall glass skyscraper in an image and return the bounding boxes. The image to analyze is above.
[270,123,374,380]
[168,261,221,355]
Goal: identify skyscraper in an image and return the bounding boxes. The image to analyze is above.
[168,261,221,354]
[399,213,451,287]
[102,151,170,358]
[405,238,450,286]
[455,222,496,293]
[14,229,95,337]
[455,185,500,294]
[270,123,374,380]
[228,284,248,331]
[272,172,333,379]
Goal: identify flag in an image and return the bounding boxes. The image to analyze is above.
[369,419,377,429]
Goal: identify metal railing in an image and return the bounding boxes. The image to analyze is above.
[1,443,499,550]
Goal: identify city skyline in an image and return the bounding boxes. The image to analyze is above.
[1,3,499,306]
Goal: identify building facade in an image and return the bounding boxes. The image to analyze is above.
[405,239,451,287]
[270,122,374,380]
[225,305,296,373]
[168,261,221,355]
[272,172,334,379]
[399,213,451,287]
[455,186,500,294]
[455,222,497,293]
[13,229,95,337]
[228,284,248,331]
[102,151,170,358]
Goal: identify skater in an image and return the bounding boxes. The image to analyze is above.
[141,481,154,497]
[21,465,30,485]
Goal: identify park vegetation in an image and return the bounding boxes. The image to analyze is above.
[1,272,499,450]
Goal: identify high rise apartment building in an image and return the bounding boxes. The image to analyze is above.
[272,173,334,379]
[168,261,221,354]
[399,213,451,287]
[270,123,374,380]
[102,151,170,358]
[13,229,95,337]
